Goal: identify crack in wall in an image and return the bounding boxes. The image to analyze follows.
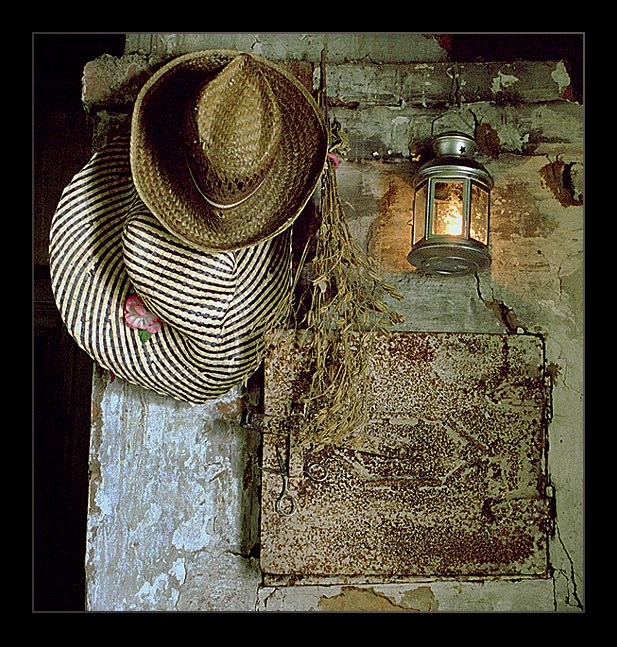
[258,586,277,611]
[551,525,584,611]
[472,274,583,612]
[474,272,528,333]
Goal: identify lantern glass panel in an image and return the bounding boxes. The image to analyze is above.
[432,181,464,237]
[413,182,428,244]
[470,183,489,245]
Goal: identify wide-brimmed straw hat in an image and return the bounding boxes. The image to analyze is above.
[49,137,292,403]
[130,49,328,252]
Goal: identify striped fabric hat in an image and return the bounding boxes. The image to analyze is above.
[131,50,328,252]
[49,136,292,403]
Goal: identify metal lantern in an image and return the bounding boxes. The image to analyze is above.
[408,131,493,275]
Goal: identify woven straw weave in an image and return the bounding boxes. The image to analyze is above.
[131,50,328,252]
[184,54,282,207]
[49,137,292,403]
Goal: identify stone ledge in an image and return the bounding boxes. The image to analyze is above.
[320,60,573,107]
[331,100,583,161]
[124,33,451,65]
[82,54,582,167]
[82,54,314,111]
[82,54,574,117]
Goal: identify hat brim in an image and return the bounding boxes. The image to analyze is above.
[130,49,328,252]
[50,137,292,403]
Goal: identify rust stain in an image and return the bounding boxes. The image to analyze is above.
[283,61,314,92]
[539,159,583,207]
[260,332,552,582]
[475,123,501,159]
[215,397,245,419]
[367,171,415,275]
[545,362,561,386]
[318,586,438,612]
[481,297,527,333]
[429,34,452,54]
[328,97,360,109]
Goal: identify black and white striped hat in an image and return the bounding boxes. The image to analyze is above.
[49,136,292,403]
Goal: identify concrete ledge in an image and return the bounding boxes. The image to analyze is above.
[331,100,583,161]
[82,54,314,111]
[321,60,573,107]
[82,52,582,178]
[82,55,572,112]
[124,32,451,64]
[257,579,556,612]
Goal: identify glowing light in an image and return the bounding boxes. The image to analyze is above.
[434,190,463,236]
[442,207,463,236]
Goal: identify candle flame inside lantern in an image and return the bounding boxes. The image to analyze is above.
[442,207,463,236]
[434,189,464,237]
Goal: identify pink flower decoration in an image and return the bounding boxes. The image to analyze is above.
[327,152,340,168]
[124,294,162,333]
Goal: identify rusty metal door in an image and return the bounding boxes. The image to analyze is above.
[259,332,553,585]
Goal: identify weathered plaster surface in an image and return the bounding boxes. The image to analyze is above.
[257,579,555,612]
[124,33,450,65]
[322,60,572,108]
[87,371,261,611]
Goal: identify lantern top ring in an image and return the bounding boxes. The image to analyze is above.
[431,131,476,157]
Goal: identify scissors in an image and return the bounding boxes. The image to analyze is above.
[273,446,297,517]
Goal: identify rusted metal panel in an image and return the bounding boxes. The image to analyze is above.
[260,331,552,584]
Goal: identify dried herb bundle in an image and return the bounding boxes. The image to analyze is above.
[295,52,404,449]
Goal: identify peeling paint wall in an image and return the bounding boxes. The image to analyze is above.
[87,374,261,611]
[83,33,583,612]
[258,580,555,612]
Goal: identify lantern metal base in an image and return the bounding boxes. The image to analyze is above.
[407,240,491,275]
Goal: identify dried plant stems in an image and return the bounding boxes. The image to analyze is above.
[295,51,404,448]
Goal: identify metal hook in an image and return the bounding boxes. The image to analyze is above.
[258,444,298,516]
[273,447,297,517]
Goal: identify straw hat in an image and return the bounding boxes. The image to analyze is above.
[130,50,328,252]
[49,137,292,403]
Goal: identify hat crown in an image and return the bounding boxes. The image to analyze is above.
[131,49,328,251]
[185,54,282,208]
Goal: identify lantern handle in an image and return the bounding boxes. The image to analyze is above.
[430,110,476,139]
